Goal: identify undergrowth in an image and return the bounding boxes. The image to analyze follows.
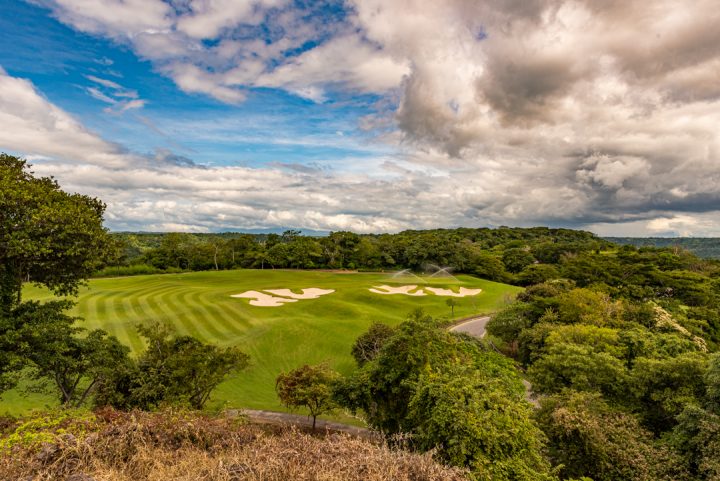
[0,408,468,480]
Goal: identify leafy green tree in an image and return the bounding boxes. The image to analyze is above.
[671,404,720,480]
[554,288,621,326]
[276,363,339,430]
[350,322,395,366]
[528,343,628,397]
[11,300,130,407]
[486,302,532,344]
[517,264,560,286]
[408,366,554,480]
[502,247,536,274]
[537,391,686,481]
[0,154,109,312]
[706,353,720,413]
[337,312,554,479]
[629,352,708,432]
[98,323,250,410]
[445,298,457,317]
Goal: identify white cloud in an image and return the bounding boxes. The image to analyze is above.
[8,1,720,235]
[84,74,144,112]
[0,70,129,168]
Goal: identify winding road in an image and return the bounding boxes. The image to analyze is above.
[450,315,491,337]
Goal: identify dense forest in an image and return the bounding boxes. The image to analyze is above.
[606,237,720,259]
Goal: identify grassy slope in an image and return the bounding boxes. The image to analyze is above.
[3,270,520,415]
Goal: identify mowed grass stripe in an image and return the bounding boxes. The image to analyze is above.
[170,288,212,341]
[193,290,247,341]
[196,293,249,340]
[135,284,186,327]
[119,296,147,354]
[81,291,120,340]
[181,289,228,342]
[149,285,190,335]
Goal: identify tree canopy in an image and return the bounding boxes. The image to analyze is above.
[0,154,109,311]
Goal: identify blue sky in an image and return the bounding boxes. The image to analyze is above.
[0,0,388,169]
[1,0,719,235]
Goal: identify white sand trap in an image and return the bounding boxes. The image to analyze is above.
[231,291,299,307]
[425,287,482,297]
[369,285,427,296]
[264,288,335,299]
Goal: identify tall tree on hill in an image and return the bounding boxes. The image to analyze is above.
[0,153,110,313]
[0,153,111,396]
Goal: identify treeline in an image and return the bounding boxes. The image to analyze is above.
[100,227,608,283]
[606,237,720,259]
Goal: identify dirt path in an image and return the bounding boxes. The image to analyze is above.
[229,409,380,440]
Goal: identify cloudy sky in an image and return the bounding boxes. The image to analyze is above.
[1,0,719,236]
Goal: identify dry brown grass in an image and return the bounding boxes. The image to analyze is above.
[0,408,468,481]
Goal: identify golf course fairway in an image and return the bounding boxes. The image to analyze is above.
[5,270,521,415]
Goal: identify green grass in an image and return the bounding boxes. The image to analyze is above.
[3,269,520,416]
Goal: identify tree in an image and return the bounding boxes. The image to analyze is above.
[337,312,554,479]
[486,302,532,345]
[351,322,395,366]
[95,323,250,410]
[527,342,628,398]
[408,367,554,480]
[0,154,109,313]
[118,323,250,410]
[276,363,339,430]
[537,391,686,481]
[446,298,458,317]
[501,247,536,274]
[11,300,130,407]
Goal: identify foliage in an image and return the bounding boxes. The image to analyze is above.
[0,154,109,311]
[0,409,98,453]
[536,391,687,481]
[0,408,468,481]
[275,363,339,429]
[408,366,554,480]
[97,323,250,410]
[528,343,628,397]
[486,302,532,344]
[7,300,130,407]
[351,322,395,366]
[337,312,554,479]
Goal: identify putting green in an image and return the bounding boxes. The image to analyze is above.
[5,270,520,414]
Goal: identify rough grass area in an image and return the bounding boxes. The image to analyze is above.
[0,409,468,481]
[5,270,519,415]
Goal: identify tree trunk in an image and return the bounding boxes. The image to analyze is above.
[312,415,317,431]
[213,245,219,270]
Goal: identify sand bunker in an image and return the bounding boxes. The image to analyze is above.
[265,288,335,299]
[369,285,482,297]
[231,287,335,307]
[231,291,299,307]
[425,287,482,297]
[369,285,427,296]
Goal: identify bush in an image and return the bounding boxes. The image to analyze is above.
[93,264,184,278]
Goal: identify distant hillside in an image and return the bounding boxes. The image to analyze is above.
[605,237,720,259]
